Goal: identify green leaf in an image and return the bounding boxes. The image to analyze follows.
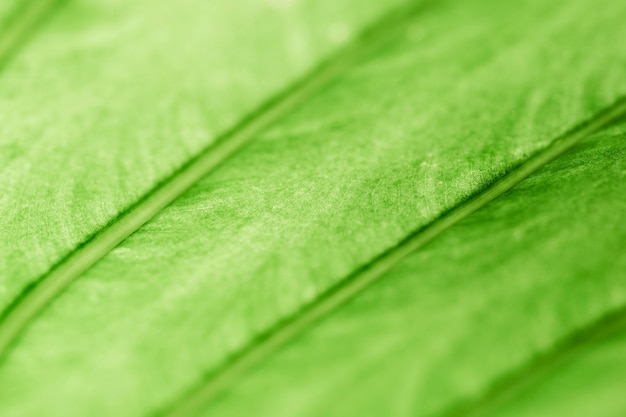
[482,313,626,417]
[0,1,20,33]
[0,0,59,69]
[1,0,626,416]
[0,0,405,314]
[197,120,626,417]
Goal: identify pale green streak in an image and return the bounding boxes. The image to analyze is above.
[0,0,61,69]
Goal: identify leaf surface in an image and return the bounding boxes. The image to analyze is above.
[482,314,626,417]
[0,0,625,416]
[0,1,19,32]
[198,120,626,417]
[0,0,405,313]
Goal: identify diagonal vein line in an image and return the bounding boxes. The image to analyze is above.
[0,0,431,359]
[155,97,626,417]
[0,0,65,71]
[446,305,626,417]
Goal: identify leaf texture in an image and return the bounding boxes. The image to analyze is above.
[482,314,626,417]
[0,0,406,313]
[198,120,626,417]
[0,0,625,416]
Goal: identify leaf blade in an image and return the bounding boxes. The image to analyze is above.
[1,0,625,416]
[198,121,626,417]
[480,313,626,417]
[0,0,407,314]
